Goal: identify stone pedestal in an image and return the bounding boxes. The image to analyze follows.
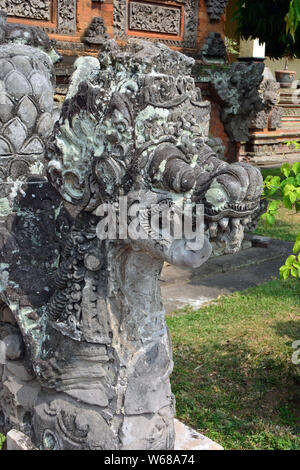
[6,422,223,451]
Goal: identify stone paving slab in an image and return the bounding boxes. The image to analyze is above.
[6,429,37,451]
[174,420,223,451]
[161,239,294,313]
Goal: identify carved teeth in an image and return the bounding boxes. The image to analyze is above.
[209,222,218,238]
[241,217,251,226]
[218,217,229,230]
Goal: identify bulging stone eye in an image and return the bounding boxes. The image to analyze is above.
[163,159,195,193]
[149,142,195,193]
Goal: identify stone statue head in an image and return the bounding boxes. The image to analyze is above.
[47,39,262,264]
[0,10,61,64]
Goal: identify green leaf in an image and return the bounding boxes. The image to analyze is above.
[290,266,298,277]
[281,163,291,178]
[283,195,293,209]
[281,177,296,190]
[292,161,300,175]
[283,184,296,195]
[293,240,300,254]
[289,191,297,204]
[268,200,280,212]
[266,213,275,225]
[286,255,297,267]
[295,0,300,19]
[280,267,290,280]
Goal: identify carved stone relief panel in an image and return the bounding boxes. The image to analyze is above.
[0,0,77,35]
[114,0,199,48]
[129,2,181,36]
[205,0,229,21]
[0,0,51,21]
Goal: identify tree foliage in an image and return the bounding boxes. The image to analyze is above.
[261,158,300,279]
[286,0,300,39]
[234,0,300,59]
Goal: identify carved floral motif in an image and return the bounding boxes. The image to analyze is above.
[0,0,51,21]
[129,2,181,35]
[205,0,229,21]
[114,0,198,48]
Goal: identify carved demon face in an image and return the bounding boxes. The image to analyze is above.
[47,39,262,266]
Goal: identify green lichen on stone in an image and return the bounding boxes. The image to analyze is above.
[205,180,229,210]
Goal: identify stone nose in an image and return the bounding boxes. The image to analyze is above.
[149,142,195,193]
[212,162,263,203]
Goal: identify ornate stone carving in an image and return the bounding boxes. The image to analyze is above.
[194,61,265,142]
[114,0,199,48]
[129,2,181,35]
[83,17,109,44]
[0,37,263,450]
[0,24,70,440]
[198,32,227,63]
[0,11,61,63]
[205,0,229,21]
[0,0,51,21]
[250,78,281,130]
[250,110,268,130]
[57,0,77,34]
[268,106,283,130]
[0,1,77,35]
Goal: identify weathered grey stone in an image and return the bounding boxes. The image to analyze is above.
[0,302,16,325]
[0,10,61,63]
[6,361,35,381]
[83,17,109,44]
[269,106,283,130]
[174,419,223,450]
[3,334,24,360]
[205,0,229,21]
[194,61,265,143]
[198,32,227,64]
[0,36,263,450]
[250,77,281,131]
[7,429,37,451]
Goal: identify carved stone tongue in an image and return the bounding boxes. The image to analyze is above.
[167,237,212,269]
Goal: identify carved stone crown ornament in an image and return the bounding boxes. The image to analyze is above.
[205,0,229,21]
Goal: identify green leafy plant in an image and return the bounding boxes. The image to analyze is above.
[261,160,300,279]
[234,0,300,60]
[225,37,239,56]
[0,433,5,450]
[286,0,300,39]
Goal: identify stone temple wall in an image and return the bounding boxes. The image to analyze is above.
[1,0,227,57]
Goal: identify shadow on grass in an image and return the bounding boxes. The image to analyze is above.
[273,320,300,342]
[168,279,300,449]
[170,337,300,450]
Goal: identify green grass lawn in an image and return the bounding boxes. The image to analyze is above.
[167,278,300,450]
[255,204,300,241]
